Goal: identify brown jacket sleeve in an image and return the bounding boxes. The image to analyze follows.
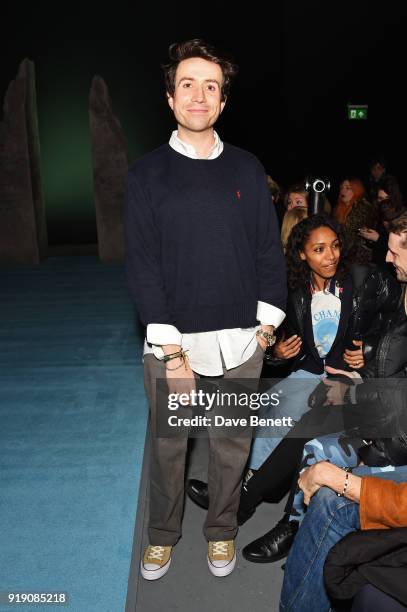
[360,476,407,530]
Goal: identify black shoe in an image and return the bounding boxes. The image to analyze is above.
[186,478,257,525]
[242,517,299,563]
[186,479,209,509]
[237,504,256,526]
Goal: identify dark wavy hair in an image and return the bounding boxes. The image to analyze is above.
[162,39,238,101]
[380,198,406,223]
[377,176,403,208]
[285,215,352,290]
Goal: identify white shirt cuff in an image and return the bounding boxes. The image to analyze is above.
[146,323,182,347]
[256,301,286,328]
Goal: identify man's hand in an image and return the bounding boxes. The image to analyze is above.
[273,333,302,360]
[162,345,196,398]
[299,461,341,505]
[299,461,362,504]
[298,463,326,505]
[343,339,364,369]
[256,324,275,351]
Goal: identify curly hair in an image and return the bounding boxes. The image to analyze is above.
[162,39,238,101]
[285,215,353,290]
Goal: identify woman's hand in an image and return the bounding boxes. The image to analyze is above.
[325,366,361,380]
[358,227,379,242]
[343,339,364,369]
[273,334,302,359]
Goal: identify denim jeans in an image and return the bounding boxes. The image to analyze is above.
[248,369,324,470]
[281,465,407,612]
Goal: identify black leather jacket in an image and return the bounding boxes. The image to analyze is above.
[362,286,407,378]
[269,265,401,375]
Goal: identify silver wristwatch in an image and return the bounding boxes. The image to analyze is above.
[256,329,276,347]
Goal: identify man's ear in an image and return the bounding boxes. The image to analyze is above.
[220,98,226,113]
[167,92,174,111]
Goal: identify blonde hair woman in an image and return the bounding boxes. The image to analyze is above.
[281,207,308,251]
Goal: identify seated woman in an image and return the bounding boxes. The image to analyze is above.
[359,196,406,268]
[334,178,378,264]
[284,183,309,212]
[280,457,407,611]
[247,214,399,473]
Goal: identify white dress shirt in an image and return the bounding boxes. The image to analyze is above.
[143,130,285,375]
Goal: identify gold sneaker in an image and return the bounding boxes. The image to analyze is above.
[141,545,172,580]
[207,540,236,577]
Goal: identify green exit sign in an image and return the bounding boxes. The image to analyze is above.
[348,104,368,120]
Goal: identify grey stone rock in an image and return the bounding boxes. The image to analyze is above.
[0,58,47,264]
[89,76,128,262]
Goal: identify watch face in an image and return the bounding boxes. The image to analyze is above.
[257,330,276,346]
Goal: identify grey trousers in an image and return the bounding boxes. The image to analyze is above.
[143,345,264,546]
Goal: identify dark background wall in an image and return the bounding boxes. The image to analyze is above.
[1,2,406,245]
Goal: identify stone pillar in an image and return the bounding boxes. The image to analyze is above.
[0,59,47,264]
[89,76,128,262]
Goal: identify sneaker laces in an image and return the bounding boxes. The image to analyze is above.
[147,546,166,561]
[211,541,229,556]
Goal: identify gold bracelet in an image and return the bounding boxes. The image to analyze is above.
[165,351,190,371]
[163,350,187,363]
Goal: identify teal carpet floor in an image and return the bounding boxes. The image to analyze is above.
[0,257,147,612]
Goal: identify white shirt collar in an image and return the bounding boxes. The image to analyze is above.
[169,130,224,160]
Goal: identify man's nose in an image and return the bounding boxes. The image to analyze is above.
[192,84,206,102]
[385,249,392,263]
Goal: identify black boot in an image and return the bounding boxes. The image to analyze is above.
[242,515,299,563]
[186,479,209,509]
[186,470,259,525]
[236,468,261,525]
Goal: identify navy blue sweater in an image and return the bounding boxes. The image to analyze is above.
[124,143,287,333]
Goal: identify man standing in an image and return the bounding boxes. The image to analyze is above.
[124,39,286,580]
